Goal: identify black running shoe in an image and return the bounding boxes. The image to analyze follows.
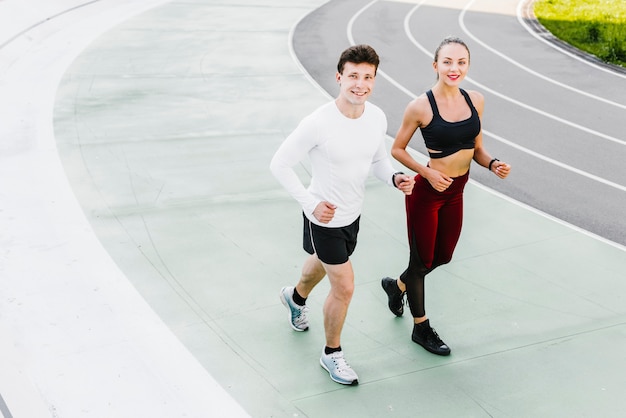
[412,319,451,356]
[381,277,405,317]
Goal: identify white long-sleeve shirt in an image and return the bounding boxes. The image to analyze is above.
[270,101,397,227]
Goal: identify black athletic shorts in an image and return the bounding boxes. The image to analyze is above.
[303,213,360,265]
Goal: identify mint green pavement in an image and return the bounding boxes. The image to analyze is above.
[7,0,626,416]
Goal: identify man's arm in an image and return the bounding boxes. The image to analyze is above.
[269,120,320,215]
[371,142,415,195]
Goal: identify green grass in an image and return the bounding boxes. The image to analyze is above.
[534,0,626,67]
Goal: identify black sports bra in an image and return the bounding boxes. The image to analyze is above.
[421,89,481,159]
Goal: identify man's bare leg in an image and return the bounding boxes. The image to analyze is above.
[317,259,359,385]
[321,259,354,348]
[295,253,326,298]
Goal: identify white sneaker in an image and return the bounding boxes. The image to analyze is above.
[319,348,359,385]
[279,286,309,331]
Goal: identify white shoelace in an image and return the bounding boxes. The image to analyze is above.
[329,352,351,372]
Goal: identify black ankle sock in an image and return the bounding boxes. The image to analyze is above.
[292,287,307,306]
[324,345,342,355]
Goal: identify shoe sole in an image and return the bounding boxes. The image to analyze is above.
[319,358,358,386]
[279,288,308,332]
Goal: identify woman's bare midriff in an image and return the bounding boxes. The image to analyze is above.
[427,148,474,177]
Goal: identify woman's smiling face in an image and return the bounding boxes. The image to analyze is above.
[433,42,470,85]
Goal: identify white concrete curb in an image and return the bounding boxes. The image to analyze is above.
[0,1,249,416]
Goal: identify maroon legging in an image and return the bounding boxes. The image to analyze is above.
[399,170,469,318]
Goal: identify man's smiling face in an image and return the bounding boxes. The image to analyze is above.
[336,61,377,107]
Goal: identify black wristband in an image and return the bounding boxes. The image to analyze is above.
[392,171,405,188]
[488,158,499,171]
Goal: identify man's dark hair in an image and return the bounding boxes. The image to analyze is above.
[337,44,380,75]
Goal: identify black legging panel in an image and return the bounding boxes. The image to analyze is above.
[399,233,431,318]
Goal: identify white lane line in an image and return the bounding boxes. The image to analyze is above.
[516,0,626,81]
[347,0,378,44]
[288,7,333,101]
[463,78,626,147]
[346,0,625,192]
[469,176,626,253]
[483,129,626,193]
[458,0,626,110]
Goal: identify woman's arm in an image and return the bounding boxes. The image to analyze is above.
[469,90,511,179]
[391,97,430,176]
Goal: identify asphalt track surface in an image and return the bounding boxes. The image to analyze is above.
[2,0,626,417]
[294,0,626,247]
